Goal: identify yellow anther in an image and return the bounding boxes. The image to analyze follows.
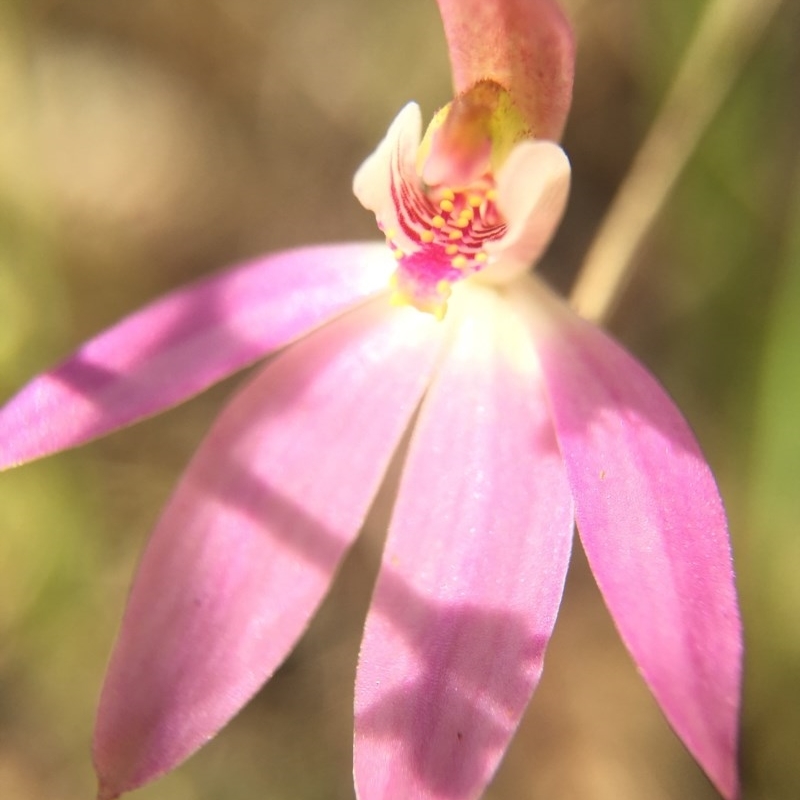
[393,248,405,260]
[431,215,446,229]
[436,279,451,295]
[386,228,397,240]
[455,217,471,229]
[451,255,468,269]
[449,230,463,240]
[468,194,483,208]
[445,244,459,255]
[475,251,488,263]
[420,229,435,243]
[440,188,455,201]
[439,199,454,213]
[486,188,498,202]
[459,207,474,221]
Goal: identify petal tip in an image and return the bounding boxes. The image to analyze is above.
[96,780,121,800]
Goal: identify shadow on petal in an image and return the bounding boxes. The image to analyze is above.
[1,243,392,468]
[357,566,550,799]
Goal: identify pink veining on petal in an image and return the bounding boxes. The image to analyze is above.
[435,0,575,140]
[353,103,422,244]
[355,287,574,800]
[355,104,505,272]
[93,297,446,800]
[515,278,742,799]
[0,242,393,471]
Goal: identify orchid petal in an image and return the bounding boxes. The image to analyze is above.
[353,103,422,256]
[435,0,575,140]
[93,297,446,799]
[354,287,574,800]
[514,278,742,799]
[481,140,571,284]
[0,242,393,471]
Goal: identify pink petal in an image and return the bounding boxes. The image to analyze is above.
[354,287,574,800]
[481,140,571,284]
[353,103,423,256]
[515,279,742,799]
[435,0,575,140]
[0,242,393,470]
[93,297,446,799]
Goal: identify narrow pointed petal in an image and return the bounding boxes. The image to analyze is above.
[93,297,446,799]
[355,287,574,800]
[0,242,393,471]
[435,0,575,140]
[514,279,742,799]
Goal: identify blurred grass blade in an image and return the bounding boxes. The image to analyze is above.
[743,140,800,795]
[570,0,783,322]
[749,156,800,627]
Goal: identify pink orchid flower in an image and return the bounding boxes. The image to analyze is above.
[0,1,741,799]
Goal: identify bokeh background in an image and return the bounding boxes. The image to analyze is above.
[1,0,798,798]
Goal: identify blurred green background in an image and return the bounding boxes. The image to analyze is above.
[1,0,798,798]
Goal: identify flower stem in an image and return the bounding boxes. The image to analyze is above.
[569,0,783,323]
